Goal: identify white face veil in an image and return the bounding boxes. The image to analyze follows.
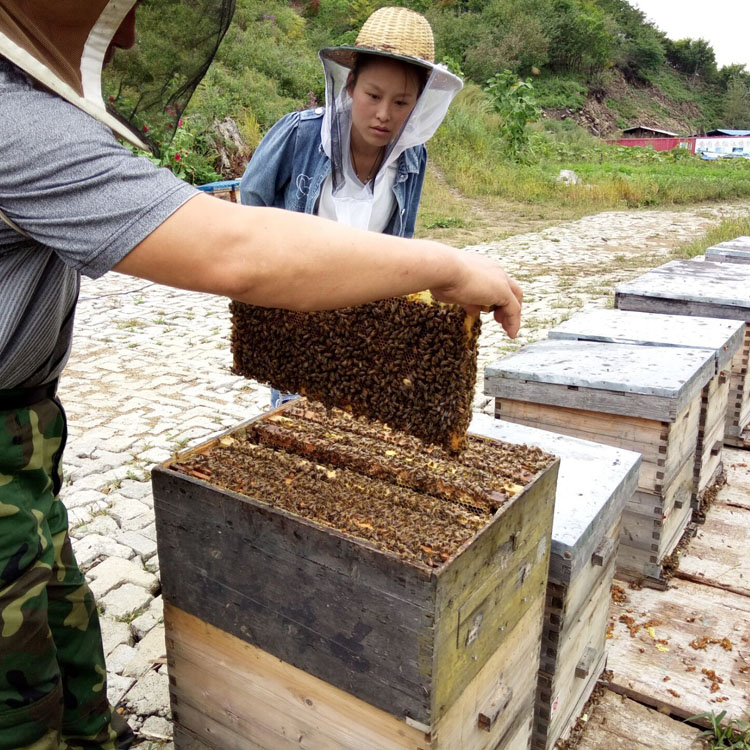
[319,51,462,230]
[0,0,234,153]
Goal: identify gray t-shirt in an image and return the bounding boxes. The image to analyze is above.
[0,60,198,388]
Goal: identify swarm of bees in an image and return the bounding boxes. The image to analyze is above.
[230,293,482,451]
[173,399,554,567]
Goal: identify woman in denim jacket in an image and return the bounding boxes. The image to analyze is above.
[240,6,463,406]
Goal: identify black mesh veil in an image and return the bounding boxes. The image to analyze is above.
[102,0,235,155]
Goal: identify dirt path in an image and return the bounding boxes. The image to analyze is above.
[416,165,584,245]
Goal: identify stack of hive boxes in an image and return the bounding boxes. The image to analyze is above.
[616,259,750,448]
[549,309,744,516]
[484,340,715,585]
[470,414,640,750]
[152,403,560,750]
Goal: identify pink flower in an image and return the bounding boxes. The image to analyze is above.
[108,96,115,102]
[174,153,181,161]
[178,119,183,127]
[142,125,149,133]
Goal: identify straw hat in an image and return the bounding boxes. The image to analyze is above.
[320,7,435,71]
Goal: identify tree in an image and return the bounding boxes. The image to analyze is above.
[430,0,549,81]
[484,70,541,161]
[544,0,612,73]
[723,74,750,129]
[665,38,717,80]
[718,64,749,90]
[463,14,549,80]
[618,27,665,82]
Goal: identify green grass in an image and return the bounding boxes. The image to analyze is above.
[671,216,750,259]
[687,711,750,749]
[429,84,750,211]
[422,216,467,230]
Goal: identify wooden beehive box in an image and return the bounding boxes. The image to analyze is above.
[615,259,750,448]
[469,414,640,750]
[705,236,750,264]
[549,309,744,514]
[484,339,715,585]
[152,404,560,750]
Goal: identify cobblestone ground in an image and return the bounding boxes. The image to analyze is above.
[58,202,749,748]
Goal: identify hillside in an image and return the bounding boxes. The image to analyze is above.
[105,0,750,207]
[537,67,716,138]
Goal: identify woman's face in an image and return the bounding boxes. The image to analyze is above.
[347,57,421,150]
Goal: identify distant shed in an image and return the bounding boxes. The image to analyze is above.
[621,125,679,138]
[704,129,750,137]
[615,125,689,152]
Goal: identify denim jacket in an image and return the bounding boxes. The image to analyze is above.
[239,107,427,238]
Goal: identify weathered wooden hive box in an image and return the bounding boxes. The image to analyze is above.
[705,236,750,264]
[469,414,640,750]
[615,259,750,448]
[152,401,560,750]
[484,339,715,584]
[549,309,744,515]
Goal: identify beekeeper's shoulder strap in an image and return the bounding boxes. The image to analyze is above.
[0,207,31,238]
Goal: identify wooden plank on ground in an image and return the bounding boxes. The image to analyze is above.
[606,579,750,723]
[720,486,750,510]
[575,689,705,750]
[676,502,750,597]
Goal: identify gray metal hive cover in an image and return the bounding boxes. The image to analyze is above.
[469,413,640,577]
[549,308,744,372]
[485,338,715,401]
[615,259,750,308]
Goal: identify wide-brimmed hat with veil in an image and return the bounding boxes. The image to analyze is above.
[0,0,234,152]
[318,7,463,230]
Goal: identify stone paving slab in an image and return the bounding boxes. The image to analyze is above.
[59,202,749,744]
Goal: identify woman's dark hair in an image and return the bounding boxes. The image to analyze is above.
[348,52,429,97]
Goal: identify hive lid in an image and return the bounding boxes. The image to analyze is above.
[549,309,744,373]
[470,413,640,582]
[706,239,750,263]
[710,236,750,251]
[615,260,750,316]
[484,339,715,420]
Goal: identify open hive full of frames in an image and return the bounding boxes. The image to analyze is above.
[171,399,556,568]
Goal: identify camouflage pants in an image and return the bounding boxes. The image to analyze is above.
[0,393,133,750]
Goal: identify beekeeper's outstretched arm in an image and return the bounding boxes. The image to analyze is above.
[113,193,523,338]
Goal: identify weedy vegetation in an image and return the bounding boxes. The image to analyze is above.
[428,83,750,212]
[670,216,750,259]
[687,710,750,749]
